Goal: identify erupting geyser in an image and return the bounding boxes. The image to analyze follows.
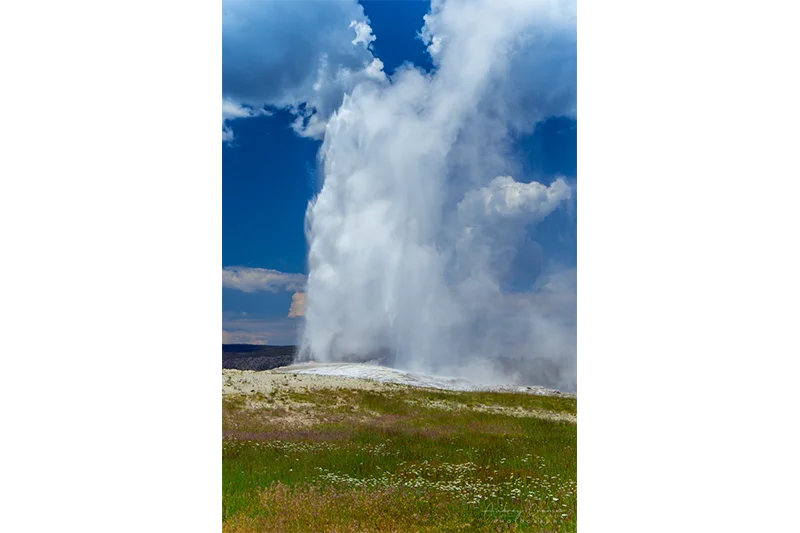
[299,0,577,392]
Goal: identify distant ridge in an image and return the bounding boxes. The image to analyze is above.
[222,344,297,371]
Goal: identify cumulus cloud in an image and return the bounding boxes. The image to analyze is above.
[300,0,577,390]
[288,292,307,318]
[222,267,306,293]
[222,0,386,140]
[458,176,571,222]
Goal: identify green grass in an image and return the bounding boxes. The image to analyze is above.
[223,384,576,532]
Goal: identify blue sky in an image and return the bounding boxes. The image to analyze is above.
[222,0,576,345]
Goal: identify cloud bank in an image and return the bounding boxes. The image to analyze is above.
[298,0,578,391]
[222,266,306,293]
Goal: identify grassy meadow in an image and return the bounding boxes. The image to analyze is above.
[222,371,577,532]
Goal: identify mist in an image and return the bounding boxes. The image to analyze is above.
[298,0,577,392]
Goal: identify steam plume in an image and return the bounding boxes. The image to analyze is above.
[300,0,577,391]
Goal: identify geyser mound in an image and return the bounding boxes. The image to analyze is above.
[279,361,570,396]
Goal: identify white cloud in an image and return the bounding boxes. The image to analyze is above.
[222,126,235,143]
[222,0,385,140]
[222,99,255,121]
[222,98,272,142]
[288,292,307,318]
[222,267,306,293]
[458,176,571,222]
[349,20,376,48]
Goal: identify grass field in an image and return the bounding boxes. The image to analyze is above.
[222,370,577,532]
